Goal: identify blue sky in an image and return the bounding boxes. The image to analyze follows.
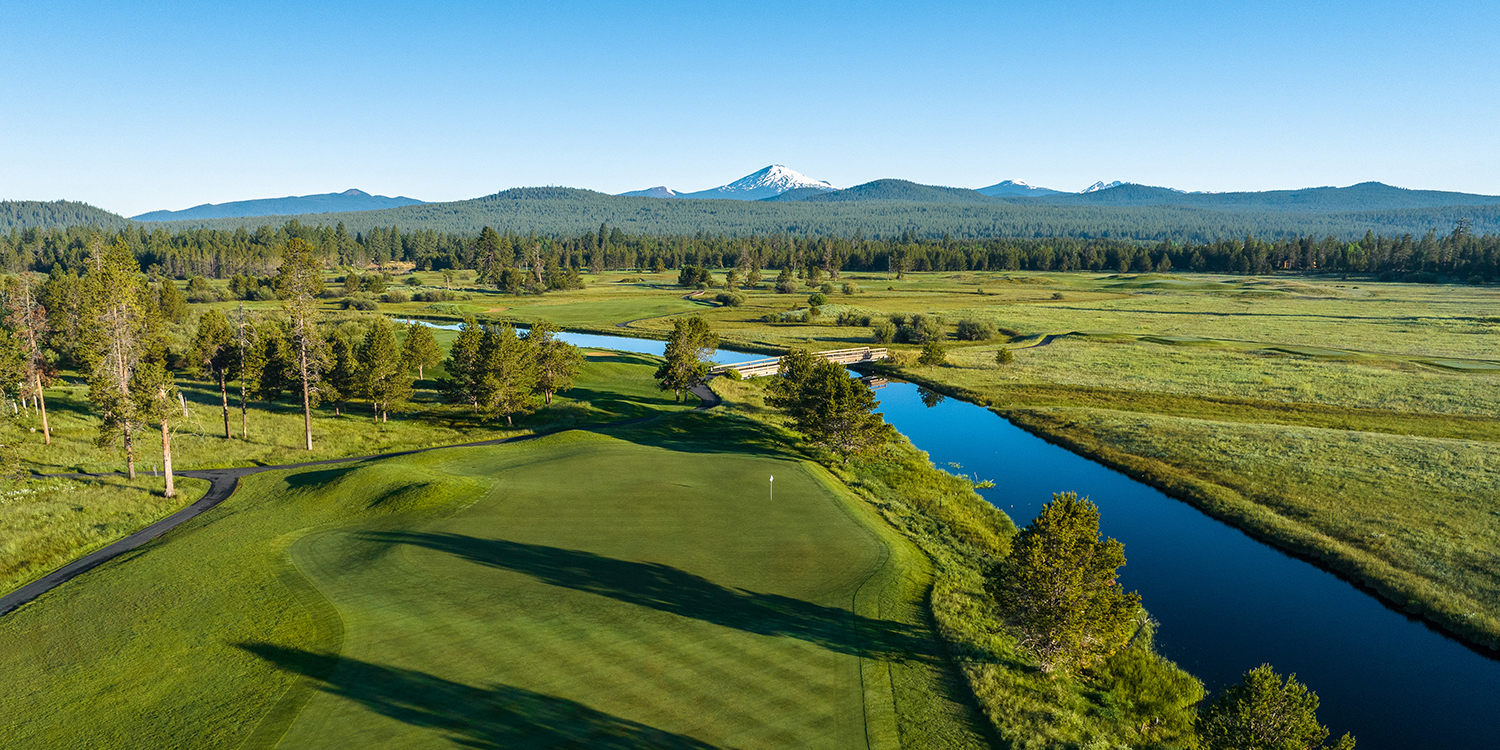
[3,0,1497,215]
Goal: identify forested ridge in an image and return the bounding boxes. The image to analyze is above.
[6,181,1500,242]
[3,217,1495,283]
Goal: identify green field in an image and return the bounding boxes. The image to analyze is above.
[362,268,1500,649]
[1,400,986,748]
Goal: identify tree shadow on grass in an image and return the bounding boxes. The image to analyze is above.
[589,411,794,458]
[359,532,941,664]
[240,644,718,749]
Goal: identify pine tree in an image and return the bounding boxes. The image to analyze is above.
[80,241,153,478]
[189,308,236,438]
[527,319,583,405]
[442,316,485,409]
[358,317,413,422]
[400,322,441,380]
[157,277,188,323]
[322,331,361,416]
[275,238,325,450]
[1200,665,1355,750]
[766,350,894,462]
[3,273,52,444]
[477,324,537,426]
[919,338,947,369]
[988,492,1142,673]
[234,304,256,438]
[654,317,717,402]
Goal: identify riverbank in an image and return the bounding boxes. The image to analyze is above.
[876,363,1500,654]
[710,375,1206,748]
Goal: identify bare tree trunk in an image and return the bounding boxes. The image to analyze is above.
[34,372,50,445]
[418,364,424,379]
[124,423,136,480]
[240,380,248,439]
[161,417,174,498]
[219,372,230,439]
[300,339,313,451]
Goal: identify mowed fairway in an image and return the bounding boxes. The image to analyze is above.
[266,428,891,748]
[0,411,972,748]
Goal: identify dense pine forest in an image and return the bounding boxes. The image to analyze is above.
[1,219,1495,283]
[6,183,1500,242]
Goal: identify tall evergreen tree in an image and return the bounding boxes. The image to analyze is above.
[477,324,537,426]
[401,322,442,380]
[80,241,154,478]
[441,316,485,409]
[275,238,325,450]
[526,319,583,405]
[358,317,413,422]
[654,316,717,402]
[322,331,360,416]
[3,273,52,444]
[188,308,235,438]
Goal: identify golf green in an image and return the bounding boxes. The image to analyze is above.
[253,428,901,748]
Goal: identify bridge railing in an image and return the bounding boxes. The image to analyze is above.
[709,347,890,378]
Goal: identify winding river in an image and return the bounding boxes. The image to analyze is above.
[409,321,1500,749]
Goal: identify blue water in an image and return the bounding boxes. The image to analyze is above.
[877,382,1500,750]
[409,322,1500,748]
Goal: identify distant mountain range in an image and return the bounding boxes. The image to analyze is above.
[8,168,1500,241]
[619,165,837,201]
[132,189,424,221]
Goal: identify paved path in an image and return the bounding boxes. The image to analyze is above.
[0,391,719,619]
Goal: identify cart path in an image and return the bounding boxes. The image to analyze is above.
[0,388,718,619]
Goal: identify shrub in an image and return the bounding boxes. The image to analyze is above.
[340,295,379,311]
[808,292,828,307]
[715,292,745,307]
[873,321,896,344]
[776,277,799,294]
[820,282,835,294]
[996,347,1015,365]
[381,290,410,304]
[1051,292,1064,300]
[404,276,422,287]
[956,318,997,341]
[413,289,456,303]
[721,368,743,381]
[836,311,871,327]
[841,282,859,295]
[889,313,909,328]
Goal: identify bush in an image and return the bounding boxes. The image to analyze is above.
[995,347,1015,365]
[820,282,835,294]
[715,292,745,307]
[721,368,743,381]
[251,286,280,302]
[776,277,799,294]
[873,321,896,344]
[889,313,909,328]
[836,311,871,327]
[340,295,379,311]
[956,318,997,341]
[808,292,828,307]
[404,276,422,287]
[381,290,410,304]
[841,282,859,295]
[413,289,456,303]
[1051,292,1064,300]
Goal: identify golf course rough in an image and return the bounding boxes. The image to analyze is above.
[0,424,981,749]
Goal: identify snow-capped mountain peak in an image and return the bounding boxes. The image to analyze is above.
[682,165,837,201]
[1081,180,1125,193]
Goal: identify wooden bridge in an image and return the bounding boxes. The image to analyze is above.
[710,347,891,379]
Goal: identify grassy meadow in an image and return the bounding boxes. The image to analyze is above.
[344,267,1500,648]
[0,405,991,748]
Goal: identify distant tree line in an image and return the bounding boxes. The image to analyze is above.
[3,219,1494,284]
